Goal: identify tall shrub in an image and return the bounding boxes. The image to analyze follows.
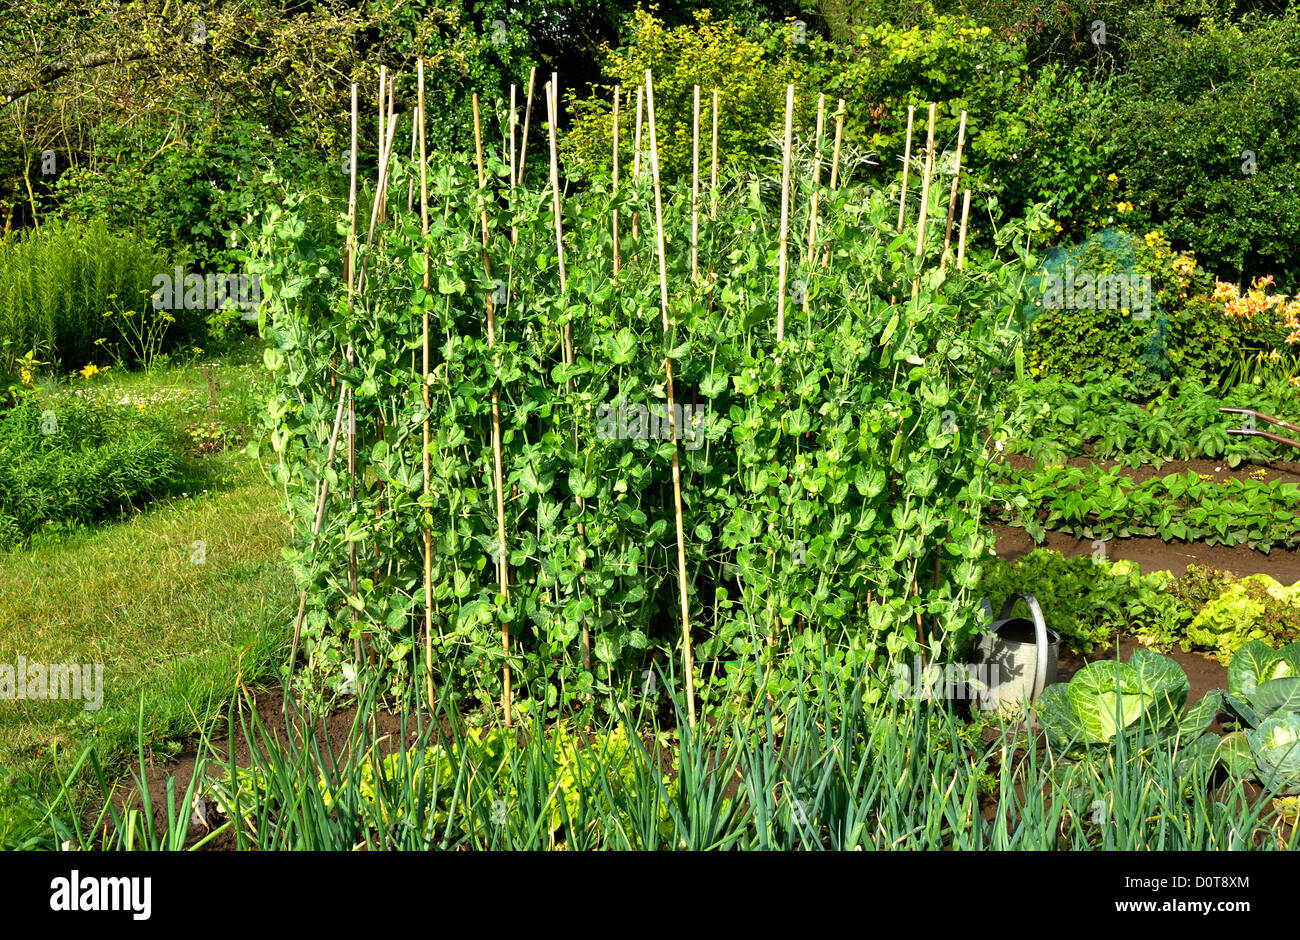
[0,219,191,369]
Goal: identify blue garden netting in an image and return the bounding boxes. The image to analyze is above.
[1022,227,1170,392]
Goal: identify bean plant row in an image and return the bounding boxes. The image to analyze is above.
[248,78,1047,721]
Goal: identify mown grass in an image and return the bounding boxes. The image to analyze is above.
[0,337,292,846]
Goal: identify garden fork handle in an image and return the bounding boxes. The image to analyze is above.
[1224,428,1300,450]
[1220,407,1300,436]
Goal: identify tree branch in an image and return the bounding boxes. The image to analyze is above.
[2,46,150,109]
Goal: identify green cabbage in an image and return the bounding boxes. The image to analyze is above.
[1226,639,1300,697]
[1034,648,1218,752]
[1187,641,1300,794]
[1247,712,1300,793]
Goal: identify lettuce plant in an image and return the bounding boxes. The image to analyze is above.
[1033,648,1221,754]
[1185,577,1300,664]
[977,549,1181,653]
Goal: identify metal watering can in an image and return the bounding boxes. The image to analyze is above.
[973,594,1059,713]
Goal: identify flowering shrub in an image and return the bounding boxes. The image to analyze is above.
[1138,230,1204,308]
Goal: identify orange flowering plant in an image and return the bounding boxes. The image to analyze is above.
[1213,276,1300,343]
[1211,276,1300,386]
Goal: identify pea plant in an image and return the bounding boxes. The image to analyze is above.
[248,73,1045,724]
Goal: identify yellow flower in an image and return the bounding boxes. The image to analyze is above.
[1116,201,1133,213]
[80,363,100,379]
[1107,172,1119,184]
[19,367,34,386]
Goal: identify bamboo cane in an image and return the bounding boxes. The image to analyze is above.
[549,77,573,368]
[516,66,536,187]
[288,379,349,671]
[645,69,697,729]
[417,60,434,708]
[473,94,512,727]
[897,104,915,234]
[707,88,719,288]
[612,84,620,276]
[407,106,418,214]
[806,92,826,262]
[767,85,796,657]
[632,84,643,241]
[345,81,358,326]
[546,79,591,674]
[823,98,845,270]
[957,188,971,272]
[346,73,398,680]
[910,103,936,299]
[509,85,518,246]
[776,83,794,343]
[547,82,572,369]
[372,75,398,588]
[940,110,967,272]
[376,66,387,225]
[691,84,700,280]
[803,92,825,314]
[355,108,400,295]
[377,66,386,172]
[345,80,362,676]
[711,88,719,221]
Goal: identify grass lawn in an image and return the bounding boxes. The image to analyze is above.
[0,338,292,846]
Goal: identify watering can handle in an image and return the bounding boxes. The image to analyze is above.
[997,593,1049,700]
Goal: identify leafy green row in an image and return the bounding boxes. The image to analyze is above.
[979,550,1300,663]
[991,465,1300,551]
[999,373,1300,468]
[0,396,180,547]
[978,551,1180,653]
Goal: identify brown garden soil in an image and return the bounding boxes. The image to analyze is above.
[1000,453,1300,486]
[112,689,458,851]
[993,521,1300,582]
